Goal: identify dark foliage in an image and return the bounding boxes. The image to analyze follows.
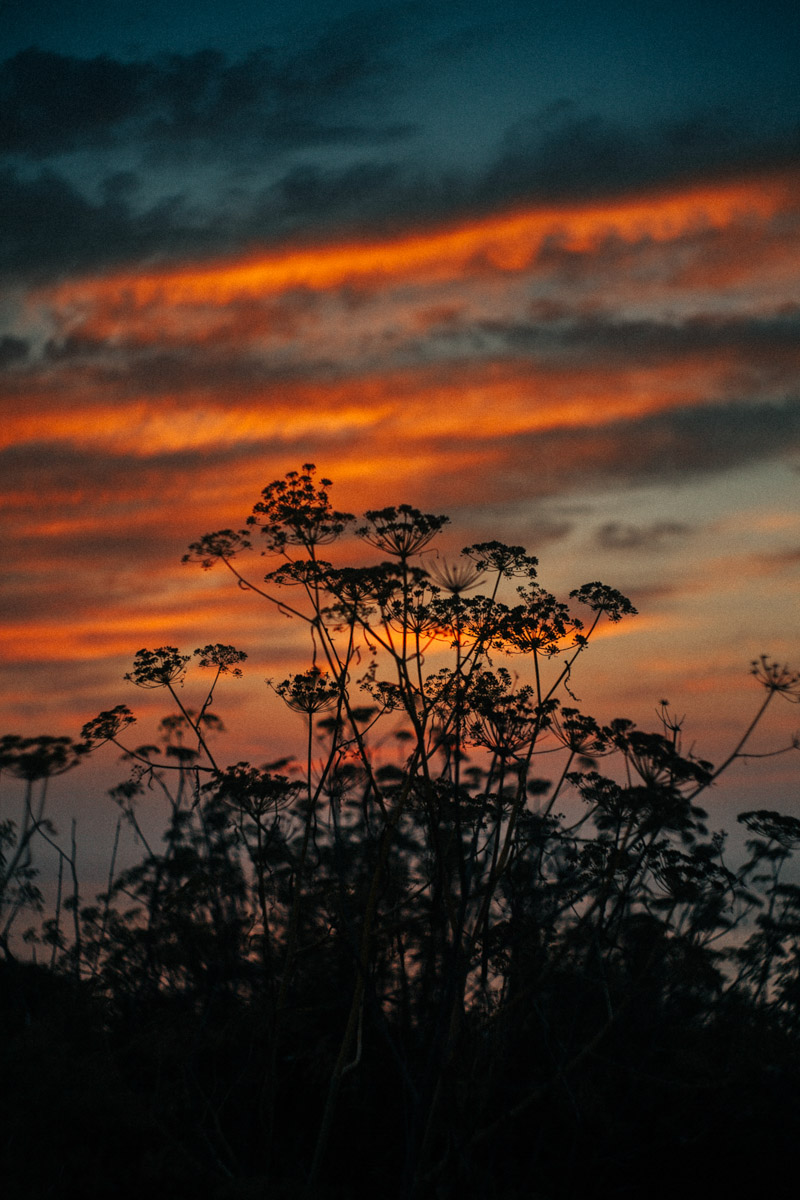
[2,467,799,1199]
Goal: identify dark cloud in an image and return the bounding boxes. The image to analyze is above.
[0,33,420,277]
[0,156,445,280]
[239,108,800,242]
[415,307,800,357]
[0,437,259,497]
[483,396,800,500]
[38,341,339,397]
[0,168,199,278]
[0,157,424,279]
[593,521,694,552]
[648,397,800,477]
[0,40,408,156]
[3,22,799,286]
[480,107,800,205]
[0,333,29,367]
[30,290,800,395]
[449,311,800,379]
[549,310,800,361]
[1,49,151,154]
[258,159,406,224]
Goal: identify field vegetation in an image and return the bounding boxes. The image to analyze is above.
[2,465,799,1198]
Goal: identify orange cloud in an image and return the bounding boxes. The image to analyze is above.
[8,331,793,458]
[43,170,796,324]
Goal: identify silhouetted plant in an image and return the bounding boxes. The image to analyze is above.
[3,464,799,1199]
[0,734,88,960]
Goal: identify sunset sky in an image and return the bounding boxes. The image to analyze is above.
[2,0,799,825]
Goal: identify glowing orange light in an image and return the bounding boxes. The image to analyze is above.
[46,172,796,316]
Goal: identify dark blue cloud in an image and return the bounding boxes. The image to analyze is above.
[480,107,800,203]
[1,2,798,282]
[0,43,412,158]
[0,334,29,367]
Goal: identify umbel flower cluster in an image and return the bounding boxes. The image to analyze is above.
[2,464,799,1200]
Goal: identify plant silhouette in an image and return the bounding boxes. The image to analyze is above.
[2,464,800,1199]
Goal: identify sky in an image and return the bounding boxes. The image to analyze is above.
[2,0,799,832]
